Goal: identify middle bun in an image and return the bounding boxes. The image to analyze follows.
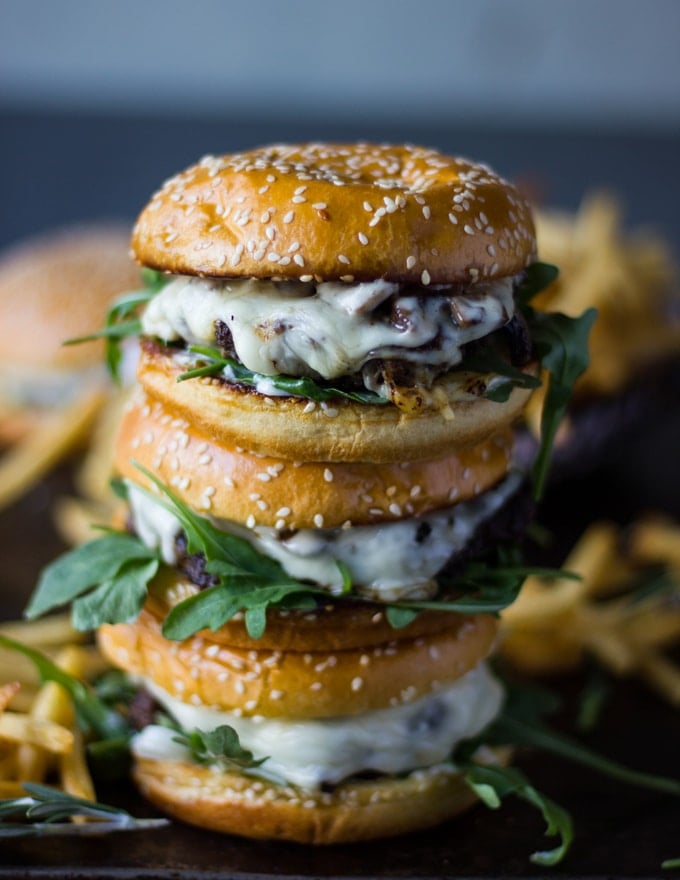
[116,390,515,529]
[137,341,536,463]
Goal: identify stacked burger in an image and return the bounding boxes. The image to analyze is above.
[29,144,567,842]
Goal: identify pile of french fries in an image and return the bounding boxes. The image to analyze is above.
[525,193,680,437]
[502,516,680,706]
[0,614,110,799]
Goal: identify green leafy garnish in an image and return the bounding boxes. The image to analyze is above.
[460,762,573,866]
[482,678,680,798]
[526,305,597,498]
[178,344,389,405]
[663,858,680,870]
[64,269,168,383]
[25,532,160,630]
[173,725,267,772]
[0,783,167,837]
[461,344,541,404]
[0,635,130,741]
[384,556,580,626]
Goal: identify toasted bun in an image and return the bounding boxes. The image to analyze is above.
[133,756,485,843]
[132,144,536,285]
[117,389,514,528]
[0,224,140,371]
[137,342,536,463]
[98,596,498,719]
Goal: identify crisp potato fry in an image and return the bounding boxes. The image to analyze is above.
[0,613,83,648]
[0,384,106,511]
[501,516,680,706]
[0,682,20,713]
[0,713,73,753]
[527,192,680,425]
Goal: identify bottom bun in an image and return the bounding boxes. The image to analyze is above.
[133,755,503,843]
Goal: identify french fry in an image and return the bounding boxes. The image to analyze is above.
[0,682,20,713]
[501,515,680,707]
[0,384,106,511]
[0,713,73,754]
[0,613,83,648]
[59,727,96,801]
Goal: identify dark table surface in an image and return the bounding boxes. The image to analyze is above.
[1,109,679,878]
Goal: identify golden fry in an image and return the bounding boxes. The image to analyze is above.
[0,713,73,754]
[0,385,106,511]
[0,682,20,713]
[59,727,95,801]
[0,613,83,648]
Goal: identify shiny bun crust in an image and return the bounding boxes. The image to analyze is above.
[97,601,498,719]
[0,224,139,370]
[137,342,536,463]
[132,143,536,285]
[133,756,484,843]
[117,390,514,528]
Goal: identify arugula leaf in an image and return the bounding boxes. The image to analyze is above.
[460,762,573,866]
[178,344,389,405]
[173,725,267,771]
[663,858,680,870]
[72,558,159,630]
[25,533,159,621]
[383,557,579,622]
[0,783,167,837]
[516,261,560,305]
[63,269,169,383]
[526,306,597,499]
[0,635,129,740]
[460,344,541,404]
[483,678,680,797]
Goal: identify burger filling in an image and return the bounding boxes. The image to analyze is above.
[126,471,523,601]
[131,661,502,788]
[141,274,521,404]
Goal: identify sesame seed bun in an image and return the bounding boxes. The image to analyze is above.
[116,390,515,529]
[98,593,499,719]
[0,224,140,443]
[136,341,537,463]
[0,224,139,373]
[132,144,536,285]
[132,755,490,843]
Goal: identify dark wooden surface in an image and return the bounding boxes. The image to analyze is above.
[1,109,679,878]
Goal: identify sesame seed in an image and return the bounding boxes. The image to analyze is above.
[246,514,256,528]
[363,201,373,212]
[312,202,327,210]
[422,205,431,219]
[313,513,324,528]
[357,232,369,245]
[406,255,416,269]
[323,468,334,482]
[486,244,496,257]
[283,210,295,223]
[464,224,475,235]
[351,677,364,692]
[448,212,458,225]
[257,472,271,482]
[276,507,291,517]
[421,269,431,285]
[338,254,350,265]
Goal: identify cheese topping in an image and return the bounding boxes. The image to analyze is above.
[127,471,522,600]
[141,274,516,382]
[132,662,503,789]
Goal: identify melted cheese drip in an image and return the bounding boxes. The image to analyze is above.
[132,662,503,789]
[141,275,516,381]
[127,471,522,600]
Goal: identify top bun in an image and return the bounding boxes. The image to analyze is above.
[132,143,536,285]
[0,224,140,371]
